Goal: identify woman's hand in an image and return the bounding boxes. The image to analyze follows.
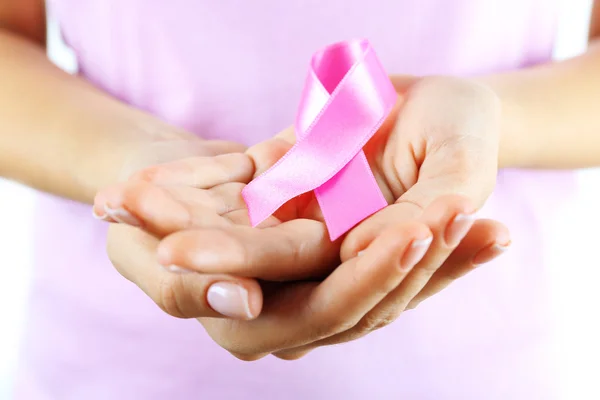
[334,74,502,261]
[98,175,509,360]
[95,75,510,359]
[101,138,277,320]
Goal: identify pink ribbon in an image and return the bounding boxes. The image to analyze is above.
[242,39,397,240]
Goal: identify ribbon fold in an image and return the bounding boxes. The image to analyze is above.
[242,39,397,240]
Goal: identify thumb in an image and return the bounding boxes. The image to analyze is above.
[245,126,296,178]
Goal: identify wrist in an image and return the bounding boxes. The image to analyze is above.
[74,111,199,202]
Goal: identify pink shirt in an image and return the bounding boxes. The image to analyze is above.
[15,1,573,398]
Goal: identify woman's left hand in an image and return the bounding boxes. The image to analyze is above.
[94,76,510,360]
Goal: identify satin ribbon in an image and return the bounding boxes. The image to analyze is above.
[242,39,397,240]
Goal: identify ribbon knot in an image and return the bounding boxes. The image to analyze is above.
[242,39,397,240]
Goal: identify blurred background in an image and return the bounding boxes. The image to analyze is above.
[1,1,599,399]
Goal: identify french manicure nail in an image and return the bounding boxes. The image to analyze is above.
[164,265,193,274]
[104,204,141,227]
[401,236,433,269]
[207,282,254,319]
[445,213,476,247]
[92,208,109,221]
[473,243,511,265]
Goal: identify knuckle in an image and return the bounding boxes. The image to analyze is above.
[282,231,301,270]
[340,229,366,261]
[156,275,188,318]
[319,318,357,339]
[306,318,346,341]
[192,188,219,209]
[417,259,442,276]
[165,189,196,229]
[223,181,247,193]
[204,319,269,358]
[212,160,232,181]
[212,182,247,211]
[356,313,397,333]
[354,255,400,296]
[235,239,253,271]
[223,153,254,180]
[129,167,160,183]
[445,264,474,280]
[303,302,356,340]
[121,183,146,208]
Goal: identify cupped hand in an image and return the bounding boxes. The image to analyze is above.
[97,170,509,360]
[100,138,271,320]
[95,76,510,359]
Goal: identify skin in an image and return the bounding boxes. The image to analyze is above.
[2,1,600,361]
[95,76,509,360]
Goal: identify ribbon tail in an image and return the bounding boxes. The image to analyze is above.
[315,150,387,240]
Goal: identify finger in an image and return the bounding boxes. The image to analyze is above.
[245,126,295,177]
[94,181,248,236]
[194,140,248,156]
[94,152,253,220]
[305,222,431,336]
[340,200,423,261]
[106,224,263,320]
[157,219,340,281]
[128,153,254,188]
[203,221,431,356]
[353,195,475,325]
[406,219,510,310]
[275,195,476,356]
[270,222,432,357]
[340,193,474,261]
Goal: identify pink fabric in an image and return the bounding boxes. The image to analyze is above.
[243,39,393,239]
[13,1,573,399]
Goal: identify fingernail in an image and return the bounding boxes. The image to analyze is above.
[401,236,433,269]
[445,213,476,247]
[164,265,193,275]
[473,242,511,265]
[104,204,141,227]
[92,208,109,221]
[207,282,254,319]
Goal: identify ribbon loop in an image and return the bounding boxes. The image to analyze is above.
[242,39,397,240]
